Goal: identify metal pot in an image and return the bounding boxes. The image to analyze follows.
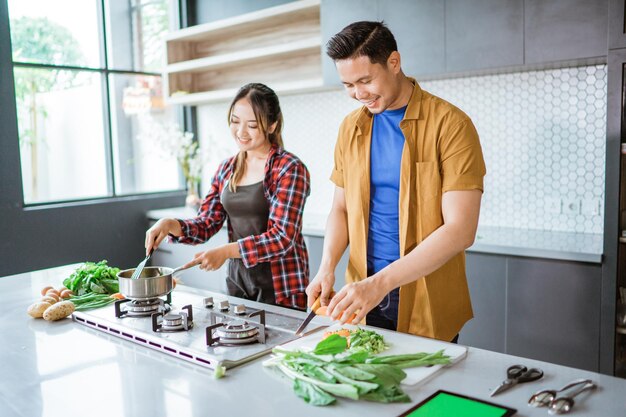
[117,265,189,300]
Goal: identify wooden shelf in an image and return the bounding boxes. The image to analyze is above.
[163,0,323,105]
[166,37,321,74]
[167,77,327,106]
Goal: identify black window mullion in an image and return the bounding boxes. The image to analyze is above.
[98,0,115,197]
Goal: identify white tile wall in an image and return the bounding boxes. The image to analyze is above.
[197,64,607,234]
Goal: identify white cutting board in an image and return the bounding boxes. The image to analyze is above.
[278,323,467,386]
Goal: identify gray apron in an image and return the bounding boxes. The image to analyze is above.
[221,181,275,304]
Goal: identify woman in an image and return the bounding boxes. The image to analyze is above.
[145,83,310,309]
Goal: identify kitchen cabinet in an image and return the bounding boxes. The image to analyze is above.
[524,0,608,64]
[163,0,324,105]
[606,46,626,377]
[459,253,507,353]
[321,0,446,83]
[460,253,602,372]
[320,0,378,86]
[303,234,349,288]
[445,0,524,73]
[609,0,626,49]
[506,258,601,372]
[379,0,445,77]
[150,228,229,293]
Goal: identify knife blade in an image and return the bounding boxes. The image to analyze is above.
[294,297,322,336]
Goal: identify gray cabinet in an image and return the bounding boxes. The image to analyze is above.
[322,0,607,81]
[304,235,349,289]
[459,253,507,353]
[609,0,626,49]
[461,252,602,371]
[445,0,524,72]
[150,229,229,293]
[379,0,445,77]
[321,0,379,86]
[525,0,608,64]
[506,258,601,372]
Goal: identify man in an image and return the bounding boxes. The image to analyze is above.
[305,21,486,342]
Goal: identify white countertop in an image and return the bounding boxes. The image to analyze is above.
[147,207,603,263]
[2,264,625,417]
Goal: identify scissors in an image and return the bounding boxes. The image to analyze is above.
[490,364,544,397]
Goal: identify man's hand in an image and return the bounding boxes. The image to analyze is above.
[326,278,389,325]
[305,269,336,308]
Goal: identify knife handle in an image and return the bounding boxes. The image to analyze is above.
[309,290,336,312]
[310,297,322,313]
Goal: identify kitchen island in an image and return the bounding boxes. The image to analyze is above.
[1,264,624,417]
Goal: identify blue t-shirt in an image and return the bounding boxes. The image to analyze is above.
[367,106,407,276]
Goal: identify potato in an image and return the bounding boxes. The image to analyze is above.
[59,289,73,299]
[27,302,52,318]
[45,291,60,302]
[41,296,58,305]
[40,286,54,296]
[43,301,75,321]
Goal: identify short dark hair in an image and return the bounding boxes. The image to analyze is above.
[326,21,397,65]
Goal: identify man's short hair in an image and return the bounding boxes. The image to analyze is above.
[326,21,398,66]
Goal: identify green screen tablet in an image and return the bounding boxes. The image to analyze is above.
[398,390,517,417]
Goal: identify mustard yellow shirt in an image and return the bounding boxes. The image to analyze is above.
[330,80,486,341]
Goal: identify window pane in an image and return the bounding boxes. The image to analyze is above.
[109,73,181,195]
[14,68,108,204]
[8,0,101,68]
[105,0,170,72]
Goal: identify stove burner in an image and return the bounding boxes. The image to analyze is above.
[214,319,259,342]
[205,309,266,346]
[115,293,171,318]
[152,305,193,332]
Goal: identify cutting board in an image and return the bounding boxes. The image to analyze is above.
[278,323,467,386]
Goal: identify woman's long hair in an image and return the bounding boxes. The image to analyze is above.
[227,83,284,192]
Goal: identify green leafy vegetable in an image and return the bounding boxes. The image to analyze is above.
[69,293,116,311]
[63,260,121,310]
[63,260,120,296]
[313,334,348,355]
[294,379,336,406]
[265,335,451,406]
[349,328,387,354]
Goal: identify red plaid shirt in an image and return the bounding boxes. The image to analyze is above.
[174,146,310,309]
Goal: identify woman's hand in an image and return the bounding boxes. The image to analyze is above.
[326,278,389,325]
[306,269,336,308]
[182,243,239,271]
[145,218,182,256]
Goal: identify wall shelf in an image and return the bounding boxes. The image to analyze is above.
[163,0,323,105]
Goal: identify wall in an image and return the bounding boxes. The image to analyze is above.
[197,64,607,234]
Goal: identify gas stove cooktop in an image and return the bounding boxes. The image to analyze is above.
[71,287,323,371]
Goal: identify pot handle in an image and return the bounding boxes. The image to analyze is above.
[171,263,198,276]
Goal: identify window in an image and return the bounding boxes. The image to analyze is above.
[8,0,183,204]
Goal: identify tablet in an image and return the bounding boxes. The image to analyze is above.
[397,390,517,417]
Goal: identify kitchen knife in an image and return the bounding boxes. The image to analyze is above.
[294,296,323,336]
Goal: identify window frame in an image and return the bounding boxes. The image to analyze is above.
[9,0,189,208]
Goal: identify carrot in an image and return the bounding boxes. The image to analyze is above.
[109,293,125,300]
[323,328,351,339]
[316,306,357,323]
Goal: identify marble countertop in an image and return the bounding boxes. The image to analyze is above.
[2,264,625,417]
[147,208,603,264]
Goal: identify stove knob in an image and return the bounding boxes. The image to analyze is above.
[203,297,214,308]
[234,304,246,315]
[217,300,230,311]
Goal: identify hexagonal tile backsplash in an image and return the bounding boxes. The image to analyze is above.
[197,64,607,234]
